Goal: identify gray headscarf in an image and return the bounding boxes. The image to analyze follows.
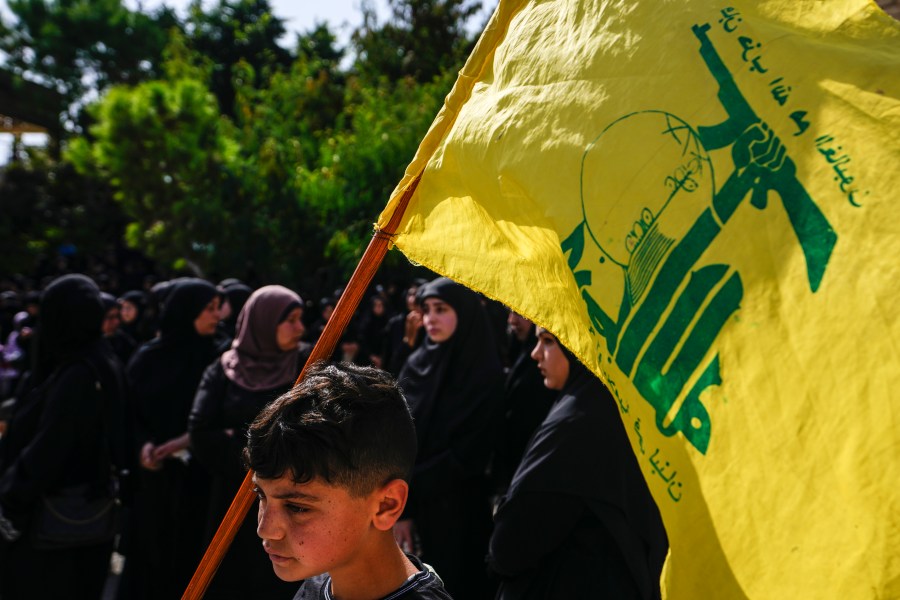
[220,285,302,391]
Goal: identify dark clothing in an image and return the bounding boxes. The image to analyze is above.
[107,329,138,366]
[215,283,254,351]
[120,278,221,600]
[382,312,424,377]
[128,333,218,446]
[489,363,668,600]
[0,275,126,600]
[293,554,454,600]
[188,358,302,599]
[124,460,209,599]
[399,278,504,599]
[1,538,113,599]
[490,339,556,497]
[0,357,122,528]
[31,275,106,383]
[357,303,390,364]
[128,279,221,446]
[190,359,291,484]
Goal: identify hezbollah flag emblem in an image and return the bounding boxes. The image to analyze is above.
[379,0,900,598]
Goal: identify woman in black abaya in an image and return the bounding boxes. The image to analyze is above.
[395,277,504,599]
[189,285,307,599]
[120,278,222,600]
[214,281,253,353]
[100,292,137,366]
[0,274,127,599]
[489,328,668,599]
[118,289,154,343]
[489,311,557,504]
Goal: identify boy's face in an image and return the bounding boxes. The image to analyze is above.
[253,473,377,582]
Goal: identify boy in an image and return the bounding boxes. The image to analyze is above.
[244,362,453,600]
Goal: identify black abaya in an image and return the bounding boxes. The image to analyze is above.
[490,325,557,498]
[0,274,127,600]
[121,278,221,600]
[489,352,668,600]
[399,277,504,599]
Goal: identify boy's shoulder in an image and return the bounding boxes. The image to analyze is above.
[292,555,453,600]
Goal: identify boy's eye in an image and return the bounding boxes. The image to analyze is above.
[285,503,308,515]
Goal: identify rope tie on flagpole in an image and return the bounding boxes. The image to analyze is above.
[373,228,397,242]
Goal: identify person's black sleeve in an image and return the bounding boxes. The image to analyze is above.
[488,490,585,577]
[0,365,97,526]
[188,361,234,476]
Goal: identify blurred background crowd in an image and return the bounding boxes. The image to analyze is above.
[0,266,668,600]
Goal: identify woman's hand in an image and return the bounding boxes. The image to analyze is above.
[403,310,423,347]
[152,433,191,462]
[140,442,162,471]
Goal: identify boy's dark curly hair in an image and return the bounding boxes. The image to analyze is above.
[243,362,417,497]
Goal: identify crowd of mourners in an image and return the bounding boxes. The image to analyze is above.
[0,267,668,600]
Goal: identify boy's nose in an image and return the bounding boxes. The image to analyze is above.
[256,504,285,541]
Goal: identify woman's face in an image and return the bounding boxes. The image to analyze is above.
[276,307,305,351]
[405,286,419,311]
[119,300,137,324]
[530,327,570,390]
[102,307,120,336]
[422,297,458,343]
[193,296,222,336]
[372,297,385,317]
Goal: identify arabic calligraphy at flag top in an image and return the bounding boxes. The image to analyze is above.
[378,0,900,598]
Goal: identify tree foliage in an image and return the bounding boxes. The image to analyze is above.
[3,0,484,287]
[183,0,293,118]
[0,148,124,274]
[0,0,178,129]
[353,0,481,82]
[67,77,231,274]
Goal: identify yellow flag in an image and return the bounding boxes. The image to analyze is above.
[378,0,900,597]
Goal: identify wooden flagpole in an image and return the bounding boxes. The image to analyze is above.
[181,172,423,600]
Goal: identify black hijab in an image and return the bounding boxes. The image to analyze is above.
[506,338,668,600]
[157,279,220,340]
[33,274,105,383]
[99,292,117,312]
[222,283,253,325]
[399,277,504,487]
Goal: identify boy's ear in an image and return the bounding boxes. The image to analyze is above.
[372,479,409,531]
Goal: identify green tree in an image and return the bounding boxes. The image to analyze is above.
[66,25,348,284]
[66,76,233,275]
[57,0,484,286]
[0,1,179,279]
[184,0,293,118]
[297,70,457,272]
[0,149,125,275]
[0,0,179,131]
[352,0,481,83]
